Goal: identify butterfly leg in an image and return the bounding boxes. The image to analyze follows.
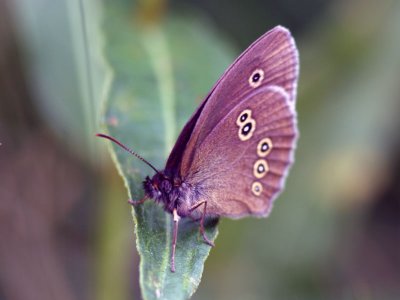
[189,201,215,247]
[128,195,148,206]
[171,208,180,272]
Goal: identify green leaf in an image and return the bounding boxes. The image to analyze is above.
[100,2,235,299]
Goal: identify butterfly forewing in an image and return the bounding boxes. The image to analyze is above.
[181,86,297,218]
[172,26,298,174]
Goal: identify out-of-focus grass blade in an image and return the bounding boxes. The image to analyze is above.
[11,0,108,162]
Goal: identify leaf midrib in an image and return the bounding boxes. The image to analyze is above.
[140,27,176,299]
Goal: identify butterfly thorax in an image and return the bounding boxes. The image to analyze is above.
[143,173,196,217]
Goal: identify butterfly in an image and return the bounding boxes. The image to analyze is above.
[97,25,299,272]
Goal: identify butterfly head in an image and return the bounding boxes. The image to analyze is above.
[143,173,185,213]
[95,133,192,214]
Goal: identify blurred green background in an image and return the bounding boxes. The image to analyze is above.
[1,0,399,299]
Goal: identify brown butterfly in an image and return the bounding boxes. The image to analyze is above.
[97,25,299,272]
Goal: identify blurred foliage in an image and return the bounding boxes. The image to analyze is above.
[11,0,107,162]
[1,0,400,299]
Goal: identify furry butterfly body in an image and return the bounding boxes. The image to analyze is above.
[98,25,299,272]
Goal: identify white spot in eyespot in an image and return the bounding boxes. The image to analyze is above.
[242,123,251,134]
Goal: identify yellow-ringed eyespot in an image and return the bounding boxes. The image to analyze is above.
[249,69,264,88]
[236,109,252,126]
[251,181,263,196]
[257,137,273,157]
[238,119,256,141]
[253,159,269,178]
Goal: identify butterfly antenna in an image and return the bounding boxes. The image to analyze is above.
[96,133,161,174]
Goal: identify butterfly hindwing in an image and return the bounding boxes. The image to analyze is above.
[183,86,297,218]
